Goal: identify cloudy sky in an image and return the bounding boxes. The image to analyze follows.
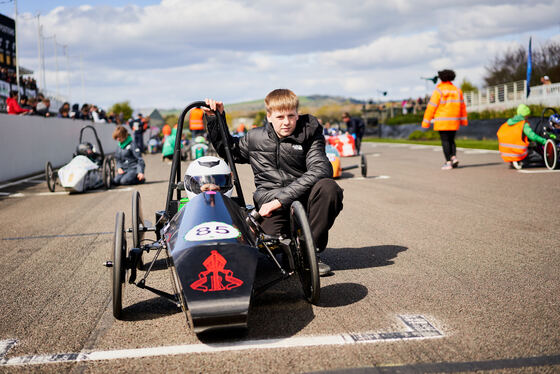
[2,0,560,111]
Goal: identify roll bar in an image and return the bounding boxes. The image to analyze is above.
[165,101,246,216]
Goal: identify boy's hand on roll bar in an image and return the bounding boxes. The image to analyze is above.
[203,98,224,116]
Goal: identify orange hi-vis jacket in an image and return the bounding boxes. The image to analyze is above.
[189,107,205,131]
[497,120,529,162]
[422,82,468,131]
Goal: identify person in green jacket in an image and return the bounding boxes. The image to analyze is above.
[162,126,187,160]
[508,104,547,145]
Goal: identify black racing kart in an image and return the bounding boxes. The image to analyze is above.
[105,101,320,333]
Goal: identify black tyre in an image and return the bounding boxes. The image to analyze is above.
[290,201,320,304]
[102,158,111,189]
[132,190,145,269]
[109,156,116,182]
[360,154,367,178]
[544,139,557,170]
[45,161,56,192]
[112,211,127,319]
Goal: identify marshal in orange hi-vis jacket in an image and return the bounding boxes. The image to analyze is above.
[189,107,205,131]
[497,120,529,162]
[422,81,468,131]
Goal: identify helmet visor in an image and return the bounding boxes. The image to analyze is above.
[184,174,232,194]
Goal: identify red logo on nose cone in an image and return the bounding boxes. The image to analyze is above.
[190,250,243,292]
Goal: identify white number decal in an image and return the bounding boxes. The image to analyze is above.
[185,222,240,241]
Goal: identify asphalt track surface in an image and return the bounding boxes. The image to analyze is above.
[0,142,559,373]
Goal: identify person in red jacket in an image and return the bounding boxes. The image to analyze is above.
[6,90,30,115]
[422,70,468,169]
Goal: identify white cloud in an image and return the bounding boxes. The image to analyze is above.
[11,0,560,109]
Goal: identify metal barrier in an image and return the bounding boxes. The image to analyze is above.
[465,80,560,111]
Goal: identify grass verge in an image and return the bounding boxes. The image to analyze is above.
[364,137,498,150]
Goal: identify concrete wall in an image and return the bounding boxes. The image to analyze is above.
[0,114,118,182]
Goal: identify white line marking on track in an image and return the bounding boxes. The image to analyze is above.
[0,175,44,189]
[3,187,134,198]
[0,315,442,366]
[517,169,560,173]
[346,175,390,181]
[463,149,498,154]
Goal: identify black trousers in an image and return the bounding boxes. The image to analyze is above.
[260,178,344,252]
[439,130,456,161]
[354,135,363,154]
[134,132,144,153]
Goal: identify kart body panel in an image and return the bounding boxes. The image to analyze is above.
[326,145,342,178]
[57,155,102,192]
[164,191,258,332]
[326,133,357,157]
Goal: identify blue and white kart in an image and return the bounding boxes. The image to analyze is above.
[45,125,115,193]
[105,101,320,334]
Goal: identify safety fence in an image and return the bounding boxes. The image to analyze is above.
[465,80,560,112]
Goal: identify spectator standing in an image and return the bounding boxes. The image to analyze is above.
[422,69,468,170]
[342,112,365,154]
[6,90,30,115]
[189,107,205,138]
[19,95,33,111]
[58,102,70,118]
[91,105,106,123]
[70,103,80,119]
[35,98,51,117]
[80,104,92,121]
[128,113,146,153]
[541,76,552,85]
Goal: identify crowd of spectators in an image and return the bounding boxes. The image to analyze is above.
[3,89,125,124]
[0,68,38,90]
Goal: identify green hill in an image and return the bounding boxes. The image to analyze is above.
[159,95,365,116]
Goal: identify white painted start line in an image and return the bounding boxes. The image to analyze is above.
[0,315,442,366]
[4,187,133,198]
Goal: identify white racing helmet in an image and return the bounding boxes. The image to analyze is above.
[184,156,233,199]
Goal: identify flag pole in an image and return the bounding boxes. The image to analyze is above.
[526,36,532,99]
[14,0,21,100]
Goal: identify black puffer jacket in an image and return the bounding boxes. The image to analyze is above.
[207,114,332,208]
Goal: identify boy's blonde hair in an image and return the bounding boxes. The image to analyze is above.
[264,89,299,115]
[112,125,129,140]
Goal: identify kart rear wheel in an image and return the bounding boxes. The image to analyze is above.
[112,211,127,319]
[102,158,112,189]
[544,139,557,170]
[45,161,56,192]
[360,154,367,177]
[290,201,320,304]
[132,190,145,269]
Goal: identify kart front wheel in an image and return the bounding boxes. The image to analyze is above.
[45,161,56,192]
[290,201,320,304]
[360,154,367,178]
[112,211,127,319]
[544,139,557,170]
[131,190,145,270]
